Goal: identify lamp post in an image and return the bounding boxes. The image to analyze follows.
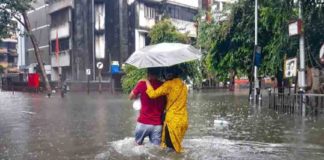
[254,0,259,102]
[298,0,306,117]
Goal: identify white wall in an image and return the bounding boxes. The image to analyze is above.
[51,51,70,67]
[50,23,70,40]
[135,29,148,50]
[17,17,26,68]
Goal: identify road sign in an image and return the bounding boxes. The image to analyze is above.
[288,20,302,36]
[86,69,91,75]
[284,58,297,78]
[254,46,262,67]
[320,44,324,64]
[96,62,104,69]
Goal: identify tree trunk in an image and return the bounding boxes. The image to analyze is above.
[22,12,52,95]
[229,70,235,91]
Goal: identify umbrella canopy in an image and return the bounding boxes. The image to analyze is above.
[125,43,202,69]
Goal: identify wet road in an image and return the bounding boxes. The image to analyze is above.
[0,90,324,160]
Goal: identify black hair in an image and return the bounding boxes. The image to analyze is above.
[166,66,182,76]
[147,68,161,76]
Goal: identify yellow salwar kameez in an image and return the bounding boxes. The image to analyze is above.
[146,78,188,153]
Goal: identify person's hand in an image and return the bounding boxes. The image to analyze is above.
[143,79,151,86]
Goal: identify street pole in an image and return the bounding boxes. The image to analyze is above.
[298,0,306,116]
[92,0,96,81]
[254,0,259,102]
[99,69,102,94]
[87,74,90,94]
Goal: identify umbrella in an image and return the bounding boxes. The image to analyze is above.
[125,43,202,68]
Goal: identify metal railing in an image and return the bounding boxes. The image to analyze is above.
[268,91,324,116]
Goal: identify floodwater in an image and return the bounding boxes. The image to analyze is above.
[0,90,324,160]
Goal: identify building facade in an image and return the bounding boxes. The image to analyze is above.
[201,0,236,22]
[25,0,51,78]
[128,0,199,53]
[22,0,199,82]
[46,0,128,81]
[0,38,18,74]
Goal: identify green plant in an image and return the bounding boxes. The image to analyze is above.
[121,65,146,93]
[0,65,4,74]
[121,19,202,92]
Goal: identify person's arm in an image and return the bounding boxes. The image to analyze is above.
[128,91,137,100]
[145,80,170,99]
[129,81,144,100]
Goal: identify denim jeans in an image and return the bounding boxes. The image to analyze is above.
[135,122,162,145]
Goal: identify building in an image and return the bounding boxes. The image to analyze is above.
[22,0,199,83]
[25,0,51,79]
[201,0,236,22]
[46,0,129,82]
[128,0,199,52]
[0,38,18,74]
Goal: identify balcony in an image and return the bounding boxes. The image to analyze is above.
[0,48,8,54]
[0,61,8,68]
[142,0,163,3]
[48,0,73,13]
[8,49,18,56]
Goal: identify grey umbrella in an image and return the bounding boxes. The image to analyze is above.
[125,43,202,69]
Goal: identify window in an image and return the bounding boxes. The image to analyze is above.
[51,37,70,52]
[51,8,69,28]
[0,55,6,61]
[95,3,105,31]
[95,34,105,59]
[7,42,16,50]
[144,5,156,19]
[167,5,197,22]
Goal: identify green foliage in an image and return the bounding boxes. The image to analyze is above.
[302,1,324,67]
[121,65,146,93]
[198,0,324,81]
[0,65,4,74]
[122,19,202,92]
[0,0,35,38]
[149,19,189,44]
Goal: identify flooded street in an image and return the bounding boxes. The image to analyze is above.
[1,90,324,160]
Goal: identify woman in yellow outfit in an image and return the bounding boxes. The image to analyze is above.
[145,66,188,153]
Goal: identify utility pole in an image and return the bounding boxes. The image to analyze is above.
[254,0,259,101]
[298,0,306,91]
[92,0,96,81]
[298,0,306,116]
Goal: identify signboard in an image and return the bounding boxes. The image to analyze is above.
[111,61,120,74]
[28,73,40,89]
[86,69,91,75]
[289,20,302,36]
[254,46,262,67]
[44,65,52,75]
[320,44,324,64]
[284,58,297,78]
[96,62,103,70]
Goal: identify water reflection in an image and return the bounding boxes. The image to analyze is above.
[0,90,324,159]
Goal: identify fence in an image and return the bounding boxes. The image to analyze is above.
[268,91,324,116]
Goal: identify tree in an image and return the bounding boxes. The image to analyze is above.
[198,0,299,81]
[122,19,201,92]
[302,1,324,67]
[0,0,52,95]
[149,19,189,44]
[149,19,202,87]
